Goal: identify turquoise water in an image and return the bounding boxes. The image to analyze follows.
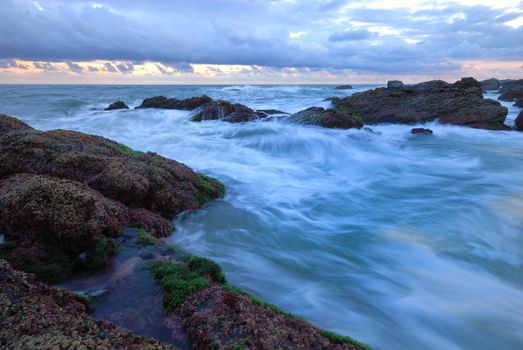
[1,84,522,349]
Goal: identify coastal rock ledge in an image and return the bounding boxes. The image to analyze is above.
[326,77,508,130]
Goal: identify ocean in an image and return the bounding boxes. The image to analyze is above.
[1,84,522,349]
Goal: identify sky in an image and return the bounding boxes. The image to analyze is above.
[0,0,522,84]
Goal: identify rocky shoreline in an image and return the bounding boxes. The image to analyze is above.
[0,114,368,350]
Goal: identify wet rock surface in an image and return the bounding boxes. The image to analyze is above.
[515,110,523,131]
[290,107,364,129]
[334,85,353,90]
[0,258,174,350]
[0,115,224,282]
[105,101,129,110]
[498,79,523,103]
[411,127,433,135]
[481,78,500,91]
[137,96,213,110]
[192,100,267,123]
[330,77,508,130]
[0,114,33,137]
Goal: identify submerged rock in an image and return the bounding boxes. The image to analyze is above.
[0,259,173,349]
[105,101,129,110]
[256,109,289,115]
[192,100,266,123]
[481,78,500,91]
[137,95,213,110]
[331,77,508,130]
[289,107,364,129]
[334,85,353,90]
[515,110,523,131]
[411,127,433,135]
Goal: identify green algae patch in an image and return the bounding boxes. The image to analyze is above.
[84,237,116,269]
[136,229,159,246]
[148,256,226,311]
[192,173,225,207]
[106,141,145,158]
[321,330,372,350]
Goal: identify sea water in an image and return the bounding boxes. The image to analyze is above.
[1,84,522,349]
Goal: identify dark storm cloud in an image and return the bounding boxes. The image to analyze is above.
[0,0,522,75]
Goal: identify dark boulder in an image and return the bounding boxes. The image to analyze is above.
[0,114,33,137]
[105,101,129,111]
[387,80,404,89]
[334,85,353,90]
[0,174,171,282]
[411,127,433,135]
[498,80,523,102]
[0,120,224,219]
[515,98,523,108]
[192,100,266,123]
[331,77,508,130]
[137,95,213,110]
[515,110,523,131]
[481,78,500,91]
[289,107,363,129]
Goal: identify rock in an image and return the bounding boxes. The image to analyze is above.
[0,118,225,219]
[180,286,363,350]
[105,101,129,111]
[334,85,353,90]
[515,110,523,131]
[0,259,173,349]
[256,109,289,115]
[289,107,364,129]
[0,113,33,137]
[498,80,523,102]
[411,127,433,135]
[515,98,523,108]
[387,80,404,89]
[0,174,171,282]
[137,95,213,110]
[331,77,508,130]
[192,100,266,123]
[481,78,500,91]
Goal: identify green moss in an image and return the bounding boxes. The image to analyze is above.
[106,141,145,158]
[148,256,226,311]
[84,237,115,269]
[321,330,372,350]
[136,229,158,246]
[191,113,203,122]
[192,173,225,207]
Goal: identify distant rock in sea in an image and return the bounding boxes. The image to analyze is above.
[411,127,433,135]
[334,85,353,90]
[192,100,267,123]
[330,77,508,130]
[105,101,129,110]
[289,107,363,129]
[137,95,213,110]
[480,78,500,91]
[498,79,523,103]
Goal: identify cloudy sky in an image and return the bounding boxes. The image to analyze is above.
[0,0,522,83]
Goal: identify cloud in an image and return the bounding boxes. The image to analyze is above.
[0,0,521,76]
[33,62,56,70]
[329,29,374,41]
[0,59,28,69]
[66,61,83,73]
